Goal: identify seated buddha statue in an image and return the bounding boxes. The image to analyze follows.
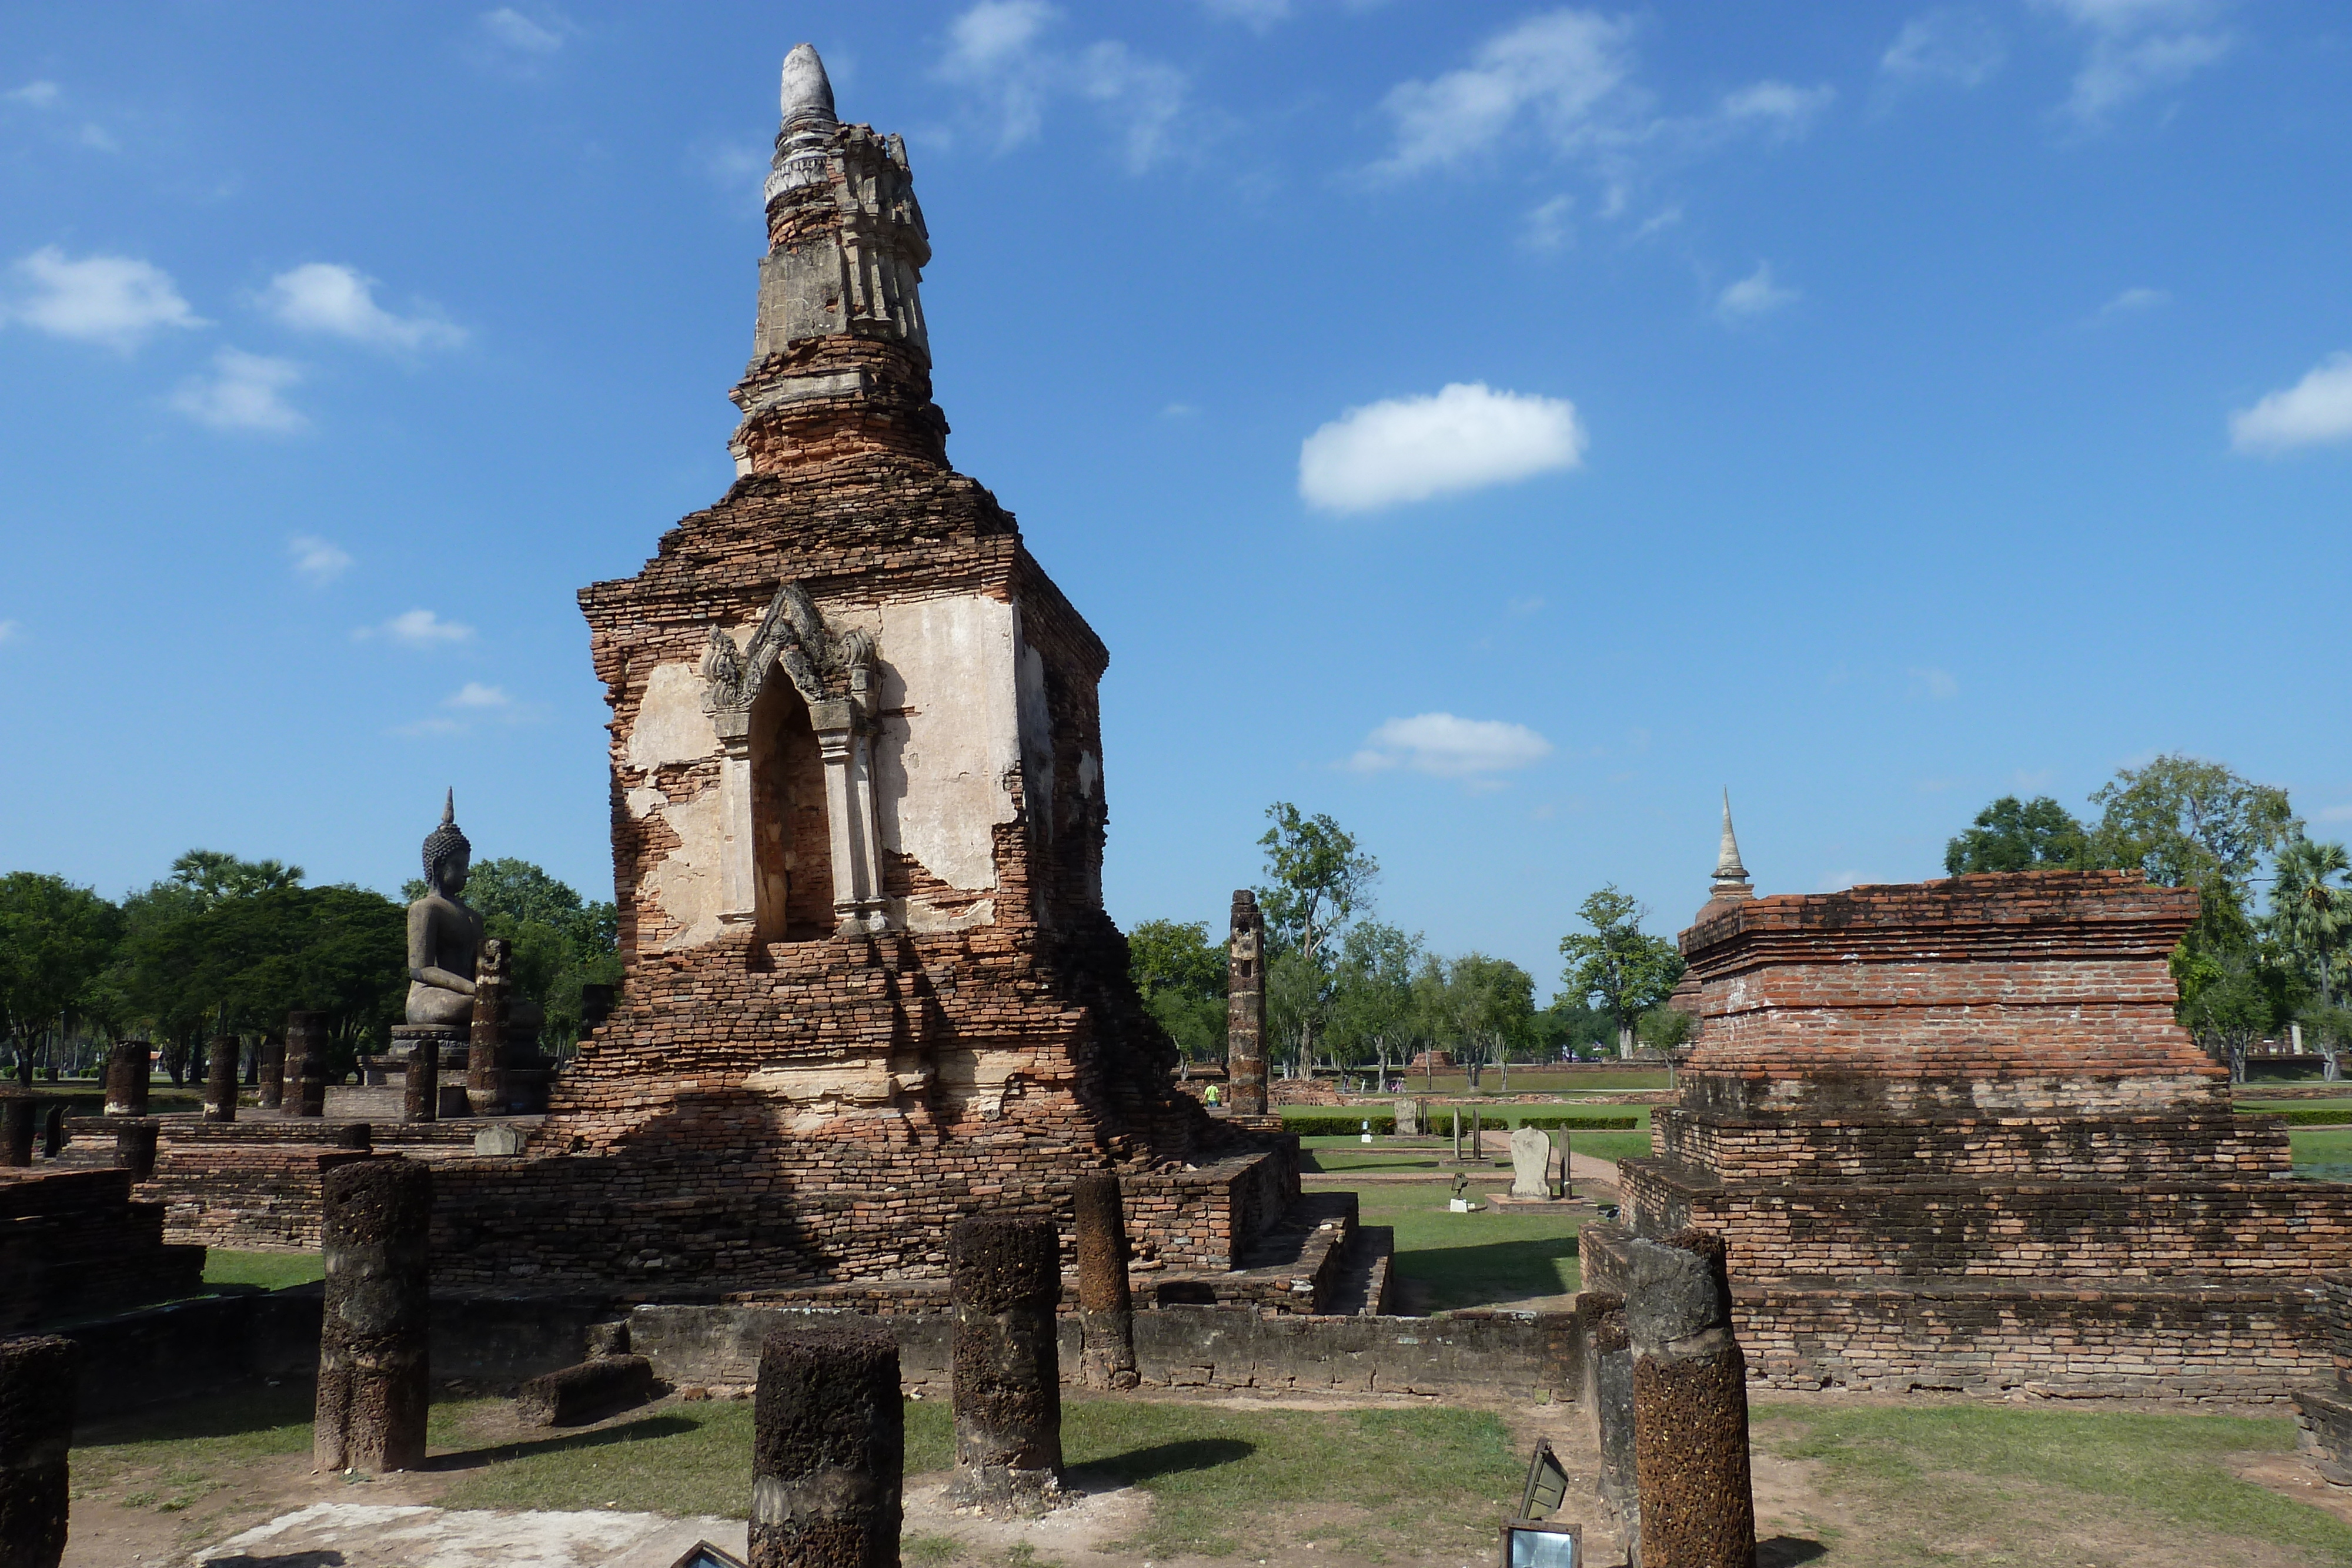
[406,791,483,1027]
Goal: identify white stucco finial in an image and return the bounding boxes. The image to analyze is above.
[779,43,837,131]
[1710,788,1753,900]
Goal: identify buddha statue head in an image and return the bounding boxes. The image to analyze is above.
[422,788,472,900]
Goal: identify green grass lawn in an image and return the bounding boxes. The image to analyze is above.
[2292,1128,2352,1180]
[90,1386,1523,1563]
[1759,1400,2352,1566]
[1354,1180,1583,1311]
[202,1249,326,1290]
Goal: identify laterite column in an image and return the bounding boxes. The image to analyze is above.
[1627,1228,1753,1568]
[0,1334,78,1568]
[1225,890,1267,1117]
[1,1098,33,1168]
[1588,1291,1638,1560]
[103,1041,149,1118]
[202,1035,238,1122]
[258,1035,286,1111]
[749,1318,903,1567]
[113,1119,159,1183]
[313,1158,432,1473]
[1073,1174,1138,1390]
[403,1036,440,1124]
[288,1012,328,1119]
[947,1215,1064,1510]
[467,938,509,1116]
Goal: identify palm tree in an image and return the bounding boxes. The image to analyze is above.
[2267,837,2352,1081]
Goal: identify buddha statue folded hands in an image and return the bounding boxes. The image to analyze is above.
[406,790,483,1026]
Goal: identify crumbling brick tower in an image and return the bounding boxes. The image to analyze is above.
[1589,867,2352,1400]
[430,46,1287,1298]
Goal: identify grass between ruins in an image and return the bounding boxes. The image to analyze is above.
[1754,1400,2352,1567]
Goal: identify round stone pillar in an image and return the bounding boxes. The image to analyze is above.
[1072,1174,1137,1391]
[258,1035,286,1111]
[313,1158,432,1474]
[947,1215,1063,1510]
[0,1332,79,1568]
[749,1318,903,1568]
[285,1012,329,1118]
[1627,1228,1753,1568]
[1,1098,33,1169]
[1587,1290,1638,1558]
[112,1119,159,1183]
[103,1041,150,1118]
[202,1035,239,1122]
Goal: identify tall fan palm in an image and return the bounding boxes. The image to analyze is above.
[2269,837,2352,1081]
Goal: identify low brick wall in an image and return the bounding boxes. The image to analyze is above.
[624,1300,1586,1403]
[1,1167,205,1329]
[143,1145,383,1249]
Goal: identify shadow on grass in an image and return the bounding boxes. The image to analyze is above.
[1393,1235,1581,1309]
[1082,1437,1255,1484]
[1756,1536,1829,1566]
[76,1380,317,1449]
[425,1413,704,1472]
[194,1555,346,1567]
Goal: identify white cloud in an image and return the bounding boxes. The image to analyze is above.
[5,81,62,108]
[260,263,464,352]
[446,681,512,708]
[1880,11,2006,88]
[1349,713,1554,779]
[289,535,353,585]
[1908,666,1960,699]
[1717,80,1836,136]
[2099,285,2169,315]
[356,609,475,647]
[1524,194,1575,252]
[5,248,203,351]
[936,3,1190,172]
[2230,353,2352,454]
[2038,0,2232,123]
[1715,262,1797,322]
[1375,9,1639,175]
[1298,382,1586,513]
[2316,803,2352,824]
[170,350,305,433]
[392,716,467,738]
[0,620,19,645]
[480,8,566,55]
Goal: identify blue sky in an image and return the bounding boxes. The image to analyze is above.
[3,2,2349,989]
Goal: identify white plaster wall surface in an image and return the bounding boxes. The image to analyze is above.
[620,661,727,949]
[871,594,1024,901]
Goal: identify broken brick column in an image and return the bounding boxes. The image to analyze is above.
[103,1041,149,1118]
[467,938,509,1116]
[113,1119,159,1183]
[749,1316,904,1568]
[1073,1173,1138,1391]
[202,1035,239,1122]
[2,1097,34,1169]
[1588,1291,1639,1562]
[313,1158,432,1474]
[947,1215,1063,1509]
[1225,890,1267,1118]
[0,1333,79,1568]
[258,1034,286,1111]
[1628,1228,1753,1568]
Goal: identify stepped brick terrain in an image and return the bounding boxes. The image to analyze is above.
[428,54,1291,1299]
[1586,870,2352,1399]
[1,1167,204,1330]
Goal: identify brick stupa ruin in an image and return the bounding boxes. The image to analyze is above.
[1589,830,2352,1400]
[432,46,1354,1305]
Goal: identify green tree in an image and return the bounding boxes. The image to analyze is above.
[2267,837,2352,1081]
[0,873,123,1084]
[1127,918,1227,1062]
[1255,803,1378,1072]
[404,858,623,1051]
[1558,885,1686,1058]
[2171,884,2294,1085]
[2089,755,2297,898]
[1446,952,1536,1091]
[1327,922,1423,1084]
[1944,796,2094,875]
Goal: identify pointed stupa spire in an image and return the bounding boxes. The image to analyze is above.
[442,786,455,827]
[771,44,839,196]
[1709,789,1754,902]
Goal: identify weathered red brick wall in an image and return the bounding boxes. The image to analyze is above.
[2,1167,205,1328]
